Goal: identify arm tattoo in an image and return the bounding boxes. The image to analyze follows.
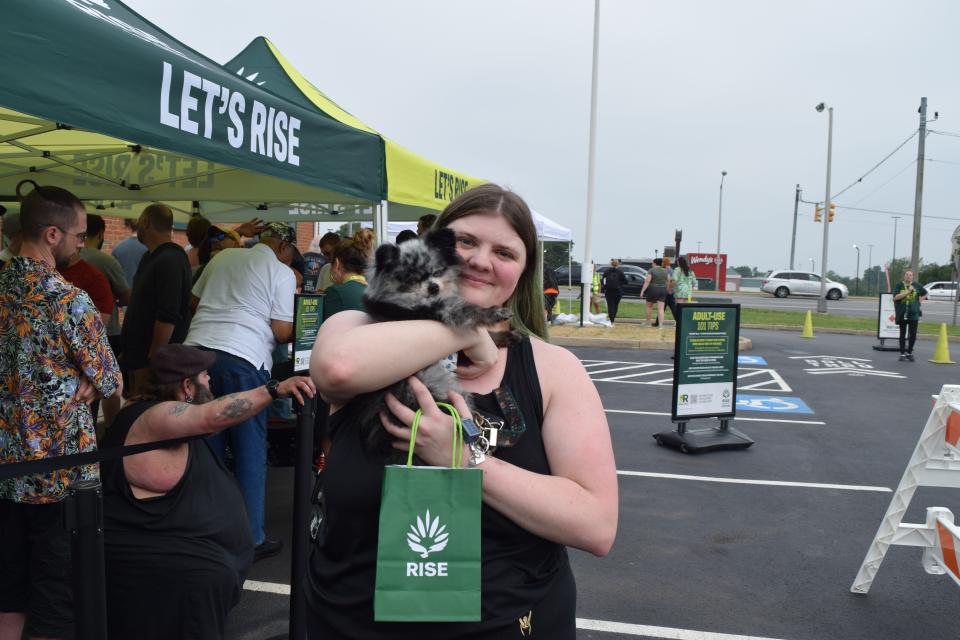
[217,396,253,420]
[168,402,190,416]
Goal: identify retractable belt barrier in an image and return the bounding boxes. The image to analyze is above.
[851,384,960,593]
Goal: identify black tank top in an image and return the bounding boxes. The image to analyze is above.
[305,337,572,639]
[101,401,253,577]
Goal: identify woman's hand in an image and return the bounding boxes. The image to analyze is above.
[380,376,472,467]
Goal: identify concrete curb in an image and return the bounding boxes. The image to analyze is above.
[551,335,753,352]
[740,323,960,342]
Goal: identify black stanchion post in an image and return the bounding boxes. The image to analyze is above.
[288,395,316,640]
[64,480,108,640]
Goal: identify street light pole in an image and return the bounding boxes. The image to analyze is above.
[810,257,815,272]
[815,103,833,313]
[853,244,860,296]
[789,184,800,270]
[867,243,874,293]
[579,0,602,327]
[715,171,727,291]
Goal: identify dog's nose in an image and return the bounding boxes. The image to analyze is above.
[427,282,440,296]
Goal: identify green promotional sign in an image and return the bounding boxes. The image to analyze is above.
[293,294,322,374]
[671,303,740,421]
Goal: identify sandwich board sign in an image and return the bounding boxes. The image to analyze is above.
[654,303,753,453]
[293,294,323,374]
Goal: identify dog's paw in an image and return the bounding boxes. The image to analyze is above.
[488,329,522,348]
[484,306,513,324]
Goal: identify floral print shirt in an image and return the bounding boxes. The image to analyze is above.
[0,256,121,504]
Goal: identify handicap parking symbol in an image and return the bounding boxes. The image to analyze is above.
[736,394,813,414]
[738,355,768,365]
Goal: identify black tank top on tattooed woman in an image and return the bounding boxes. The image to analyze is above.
[305,336,576,640]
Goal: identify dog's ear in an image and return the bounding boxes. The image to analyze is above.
[374,243,401,272]
[424,228,460,264]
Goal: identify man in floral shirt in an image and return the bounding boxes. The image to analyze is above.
[0,185,121,640]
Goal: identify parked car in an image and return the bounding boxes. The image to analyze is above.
[760,270,848,300]
[922,281,958,301]
[553,263,647,287]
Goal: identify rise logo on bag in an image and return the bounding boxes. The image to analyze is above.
[406,510,450,576]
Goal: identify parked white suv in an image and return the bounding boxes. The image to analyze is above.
[761,270,849,300]
[922,281,958,301]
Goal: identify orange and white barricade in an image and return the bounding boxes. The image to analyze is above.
[851,384,960,593]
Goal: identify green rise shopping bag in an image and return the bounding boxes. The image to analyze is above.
[374,404,483,622]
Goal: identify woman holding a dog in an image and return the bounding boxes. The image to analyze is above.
[308,184,618,639]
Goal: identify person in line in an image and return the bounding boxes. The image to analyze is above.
[111,217,147,288]
[893,269,927,362]
[589,263,602,315]
[602,258,626,325]
[0,185,121,640]
[416,213,437,236]
[102,344,315,640]
[543,264,560,323]
[0,211,22,269]
[321,230,374,322]
[395,229,418,245]
[185,214,211,269]
[185,222,299,561]
[662,256,677,324]
[314,232,341,293]
[193,225,243,284]
[121,204,193,395]
[306,184,618,639]
[640,257,669,328]
[672,256,697,305]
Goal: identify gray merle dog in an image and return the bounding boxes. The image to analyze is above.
[353,227,515,460]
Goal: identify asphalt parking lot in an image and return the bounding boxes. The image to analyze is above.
[228,328,960,640]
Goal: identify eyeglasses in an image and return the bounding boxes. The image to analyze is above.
[35,222,86,242]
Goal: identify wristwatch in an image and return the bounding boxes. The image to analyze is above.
[265,379,281,400]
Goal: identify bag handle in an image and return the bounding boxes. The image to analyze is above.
[408,402,464,468]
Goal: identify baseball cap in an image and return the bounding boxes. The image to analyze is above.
[149,344,217,385]
[260,221,296,244]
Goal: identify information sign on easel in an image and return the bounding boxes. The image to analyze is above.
[653,303,753,454]
[293,294,323,374]
[873,293,900,352]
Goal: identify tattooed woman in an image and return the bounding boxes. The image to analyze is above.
[99,344,315,640]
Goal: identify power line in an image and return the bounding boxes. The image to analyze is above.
[830,130,919,200]
[850,158,916,207]
[836,204,960,222]
[929,129,960,139]
[927,157,960,166]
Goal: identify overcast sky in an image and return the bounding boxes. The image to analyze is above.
[131,0,960,278]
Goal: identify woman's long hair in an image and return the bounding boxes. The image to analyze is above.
[436,184,547,340]
[677,255,691,277]
[332,228,375,277]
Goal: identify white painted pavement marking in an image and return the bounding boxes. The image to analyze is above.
[575,618,787,640]
[604,409,825,426]
[240,582,788,639]
[617,470,891,493]
[243,579,291,595]
[583,359,792,392]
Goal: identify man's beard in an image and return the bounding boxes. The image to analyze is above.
[191,386,216,405]
[53,240,74,270]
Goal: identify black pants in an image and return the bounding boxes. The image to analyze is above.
[665,293,678,320]
[899,319,919,354]
[605,291,622,323]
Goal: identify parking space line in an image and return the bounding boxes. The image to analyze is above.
[616,470,891,492]
[605,409,825,426]
[243,579,291,595]
[588,363,661,376]
[600,368,675,381]
[576,618,787,639]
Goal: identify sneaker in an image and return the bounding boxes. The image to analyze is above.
[907,353,915,361]
[898,354,907,361]
[254,538,283,563]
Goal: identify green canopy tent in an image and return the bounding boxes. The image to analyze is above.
[222,37,486,228]
[0,0,385,218]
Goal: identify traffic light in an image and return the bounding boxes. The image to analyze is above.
[814,204,822,222]
[828,202,836,222]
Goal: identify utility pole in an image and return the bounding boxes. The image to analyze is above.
[816,104,833,313]
[891,215,901,283]
[789,184,800,270]
[579,0,601,327]
[715,171,727,291]
[910,97,927,274]
[867,243,874,293]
